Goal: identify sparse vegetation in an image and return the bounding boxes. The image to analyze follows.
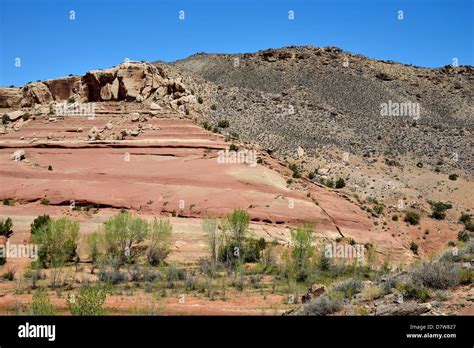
[429,201,452,220]
[409,241,419,255]
[404,211,420,225]
[67,286,107,316]
[30,288,56,315]
[0,217,13,237]
[448,173,458,181]
[300,295,343,316]
[411,260,461,290]
[217,119,230,128]
[334,177,346,189]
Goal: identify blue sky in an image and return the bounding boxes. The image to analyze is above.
[0,0,472,86]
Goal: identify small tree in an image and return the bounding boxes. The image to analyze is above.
[203,218,218,275]
[226,209,249,246]
[146,218,172,266]
[0,217,13,237]
[31,217,79,268]
[30,214,51,235]
[291,223,315,281]
[99,211,148,268]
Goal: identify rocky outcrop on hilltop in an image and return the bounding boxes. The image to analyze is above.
[0,62,197,115]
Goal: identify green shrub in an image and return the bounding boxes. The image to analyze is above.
[409,241,419,255]
[448,173,458,181]
[30,288,56,315]
[457,230,470,242]
[404,211,420,225]
[3,197,12,205]
[31,217,79,268]
[392,215,399,222]
[217,119,230,128]
[30,214,51,235]
[40,197,50,205]
[197,96,203,104]
[0,217,13,237]
[229,143,239,151]
[22,113,31,121]
[335,178,346,189]
[291,223,314,281]
[459,212,471,224]
[402,282,431,302]
[2,114,9,125]
[210,104,217,110]
[324,178,334,188]
[288,163,301,179]
[146,218,172,266]
[429,201,452,220]
[67,286,106,316]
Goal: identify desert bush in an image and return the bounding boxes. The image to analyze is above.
[30,214,51,235]
[300,295,343,316]
[40,196,50,205]
[404,211,420,225]
[411,261,461,289]
[392,215,399,221]
[0,217,13,237]
[458,230,470,243]
[67,286,107,316]
[288,163,301,179]
[146,218,172,266]
[335,177,346,189]
[291,223,314,281]
[410,241,419,255]
[402,281,431,302]
[217,119,230,128]
[459,212,471,224]
[30,288,56,315]
[3,197,12,205]
[3,265,17,281]
[380,276,398,295]
[31,217,78,268]
[333,278,363,298]
[448,173,458,181]
[361,284,383,301]
[99,268,127,284]
[429,201,452,220]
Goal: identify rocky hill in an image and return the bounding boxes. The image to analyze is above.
[168,46,474,175]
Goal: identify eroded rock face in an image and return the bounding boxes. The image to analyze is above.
[2,62,196,112]
[0,87,22,107]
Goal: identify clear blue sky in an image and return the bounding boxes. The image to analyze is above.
[0,0,472,86]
